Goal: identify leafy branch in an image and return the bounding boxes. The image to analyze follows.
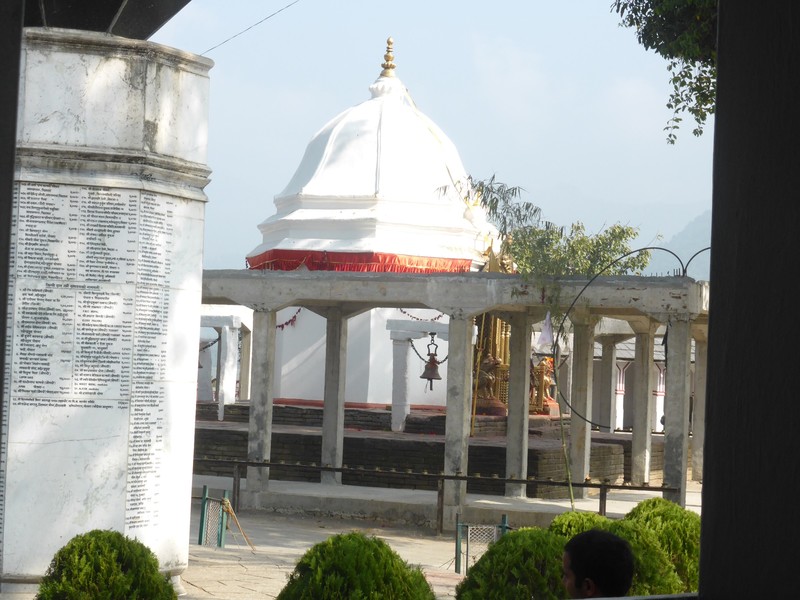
[611,0,717,144]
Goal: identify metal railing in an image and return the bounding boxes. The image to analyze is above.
[196,484,230,547]
[194,458,679,533]
[455,514,512,574]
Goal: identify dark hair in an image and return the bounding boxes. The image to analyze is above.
[564,528,634,597]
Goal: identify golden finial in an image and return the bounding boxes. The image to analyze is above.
[380,37,396,77]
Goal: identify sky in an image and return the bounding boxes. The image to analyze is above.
[151,0,714,274]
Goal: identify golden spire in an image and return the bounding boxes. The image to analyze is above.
[379,37,396,77]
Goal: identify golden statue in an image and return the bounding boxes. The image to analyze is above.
[531,356,555,413]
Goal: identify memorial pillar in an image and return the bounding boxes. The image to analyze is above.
[1,28,212,590]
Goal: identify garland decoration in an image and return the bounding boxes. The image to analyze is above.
[397,308,445,321]
[277,307,302,330]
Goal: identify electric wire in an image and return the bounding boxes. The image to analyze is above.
[545,245,709,505]
[202,0,302,55]
[549,245,709,429]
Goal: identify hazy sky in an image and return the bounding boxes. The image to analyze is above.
[151,0,714,271]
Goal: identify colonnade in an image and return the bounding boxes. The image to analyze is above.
[202,270,709,527]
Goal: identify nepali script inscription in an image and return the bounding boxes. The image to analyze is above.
[5,181,179,532]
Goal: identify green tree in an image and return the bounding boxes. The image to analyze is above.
[473,175,650,279]
[509,222,650,278]
[611,0,717,143]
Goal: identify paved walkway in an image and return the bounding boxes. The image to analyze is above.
[179,479,701,599]
[182,508,463,599]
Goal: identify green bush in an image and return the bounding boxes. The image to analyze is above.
[277,531,435,599]
[36,529,176,600]
[548,510,610,539]
[549,510,683,597]
[605,519,683,596]
[455,527,566,600]
[624,496,701,592]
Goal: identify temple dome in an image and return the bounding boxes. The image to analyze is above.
[246,38,496,272]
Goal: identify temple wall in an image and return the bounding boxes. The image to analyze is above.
[0,28,211,589]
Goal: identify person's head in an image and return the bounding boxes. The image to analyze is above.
[562,529,634,598]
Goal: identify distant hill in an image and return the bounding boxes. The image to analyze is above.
[642,210,711,281]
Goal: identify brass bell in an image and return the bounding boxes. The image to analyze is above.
[420,356,442,390]
[420,333,441,390]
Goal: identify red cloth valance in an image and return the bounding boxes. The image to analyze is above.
[246,249,473,273]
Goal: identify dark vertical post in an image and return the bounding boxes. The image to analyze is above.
[197,485,209,545]
[598,481,607,517]
[232,463,241,512]
[700,3,800,597]
[0,1,24,464]
[454,513,462,574]
[436,477,444,534]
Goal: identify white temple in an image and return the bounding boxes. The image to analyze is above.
[246,38,496,273]
[244,38,497,406]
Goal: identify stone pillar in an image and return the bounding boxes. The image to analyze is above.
[321,307,348,485]
[616,362,630,431]
[629,319,656,485]
[391,337,411,432]
[215,324,239,418]
[597,338,618,432]
[238,325,252,401]
[691,334,707,481]
[246,310,276,496]
[663,316,693,506]
[1,28,212,589]
[557,349,572,416]
[442,315,473,529]
[569,311,596,499]
[197,336,215,401]
[622,371,635,430]
[505,313,533,498]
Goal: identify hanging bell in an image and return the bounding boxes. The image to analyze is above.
[420,356,441,390]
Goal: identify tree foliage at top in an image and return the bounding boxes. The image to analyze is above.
[611,0,717,143]
[472,175,650,280]
[509,221,650,278]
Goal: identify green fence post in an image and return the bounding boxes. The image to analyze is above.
[500,513,509,536]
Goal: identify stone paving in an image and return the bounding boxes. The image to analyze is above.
[182,508,463,599]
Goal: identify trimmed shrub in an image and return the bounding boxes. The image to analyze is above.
[277,531,435,599]
[548,510,611,539]
[36,529,176,600]
[549,510,684,597]
[605,519,683,596]
[624,496,701,592]
[455,527,567,600]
